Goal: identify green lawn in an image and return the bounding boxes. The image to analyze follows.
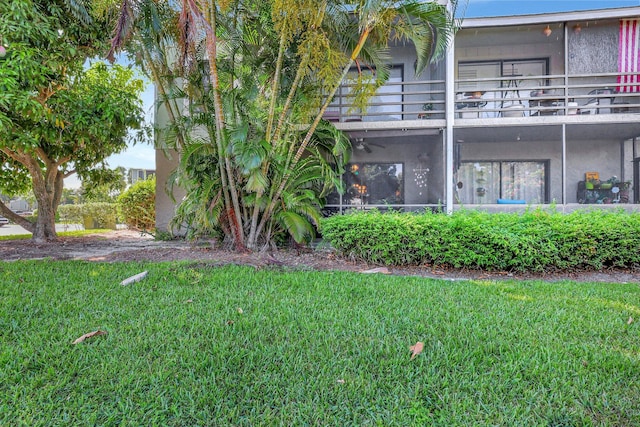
[1,262,639,426]
[0,229,113,241]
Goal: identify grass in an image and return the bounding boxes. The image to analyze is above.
[0,229,113,241]
[1,261,639,426]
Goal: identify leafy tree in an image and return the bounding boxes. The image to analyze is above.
[60,188,82,205]
[0,1,146,241]
[82,166,128,202]
[108,0,459,249]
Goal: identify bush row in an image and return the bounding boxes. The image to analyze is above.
[58,203,119,229]
[320,209,640,272]
[55,178,156,231]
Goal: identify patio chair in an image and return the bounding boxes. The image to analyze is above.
[579,88,615,115]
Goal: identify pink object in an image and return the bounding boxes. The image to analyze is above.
[618,19,640,92]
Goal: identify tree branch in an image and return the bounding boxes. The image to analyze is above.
[35,147,52,165]
[0,200,35,233]
[54,155,72,169]
[1,147,27,164]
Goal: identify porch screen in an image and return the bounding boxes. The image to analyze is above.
[456,161,546,204]
[343,163,404,206]
[458,59,548,118]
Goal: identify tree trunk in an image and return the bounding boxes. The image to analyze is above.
[32,199,57,242]
[30,168,63,242]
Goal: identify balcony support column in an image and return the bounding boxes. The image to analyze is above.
[562,123,567,205]
[564,22,569,110]
[445,16,455,214]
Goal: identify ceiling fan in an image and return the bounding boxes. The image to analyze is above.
[353,138,386,153]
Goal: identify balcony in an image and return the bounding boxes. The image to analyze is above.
[454,72,640,121]
[323,78,446,124]
[323,72,640,125]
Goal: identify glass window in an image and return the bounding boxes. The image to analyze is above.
[327,66,404,121]
[456,161,547,204]
[457,59,549,118]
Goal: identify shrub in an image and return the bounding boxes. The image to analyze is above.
[118,177,155,231]
[58,205,84,225]
[57,203,118,229]
[320,208,640,272]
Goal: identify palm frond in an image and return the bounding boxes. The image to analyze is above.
[275,210,316,244]
[64,0,93,26]
[107,0,138,62]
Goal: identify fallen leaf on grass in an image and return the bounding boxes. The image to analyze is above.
[628,316,634,325]
[409,341,424,360]
[72,330,107,345]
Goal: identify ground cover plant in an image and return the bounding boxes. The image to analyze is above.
[1,261,639,425]
[321,209,640,271]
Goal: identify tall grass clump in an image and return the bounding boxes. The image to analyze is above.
[321,208,640,272]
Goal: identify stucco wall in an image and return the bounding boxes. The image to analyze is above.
[568,21,618,74]
[155,149,185,234]
[455,25,565,75]
[386,43,446,118]
[154,86,186,234]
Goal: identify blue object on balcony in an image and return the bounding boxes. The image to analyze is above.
[497,198,526,204]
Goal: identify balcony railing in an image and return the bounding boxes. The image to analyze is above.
[323,79,446,122]
[322,72,640,122]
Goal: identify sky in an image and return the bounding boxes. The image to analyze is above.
[67,0,640,188]
[464,0,640,17]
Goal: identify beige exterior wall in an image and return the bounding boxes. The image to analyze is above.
[154,82,186,234]
[155,148,185,233]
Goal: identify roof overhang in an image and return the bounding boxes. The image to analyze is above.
[460,6,640,29]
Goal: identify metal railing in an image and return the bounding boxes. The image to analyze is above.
[322,72,640,122]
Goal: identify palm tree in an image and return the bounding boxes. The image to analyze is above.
[106,0,460,250]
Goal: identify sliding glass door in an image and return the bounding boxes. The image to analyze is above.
[456,161,547,204]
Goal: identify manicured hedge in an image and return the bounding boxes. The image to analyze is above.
[57,203,119,229]
[320,209,640,272]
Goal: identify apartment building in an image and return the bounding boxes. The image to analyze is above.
[156,5,640,230]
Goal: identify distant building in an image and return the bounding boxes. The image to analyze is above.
[129,168,156,185]
[9,198,32,212]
